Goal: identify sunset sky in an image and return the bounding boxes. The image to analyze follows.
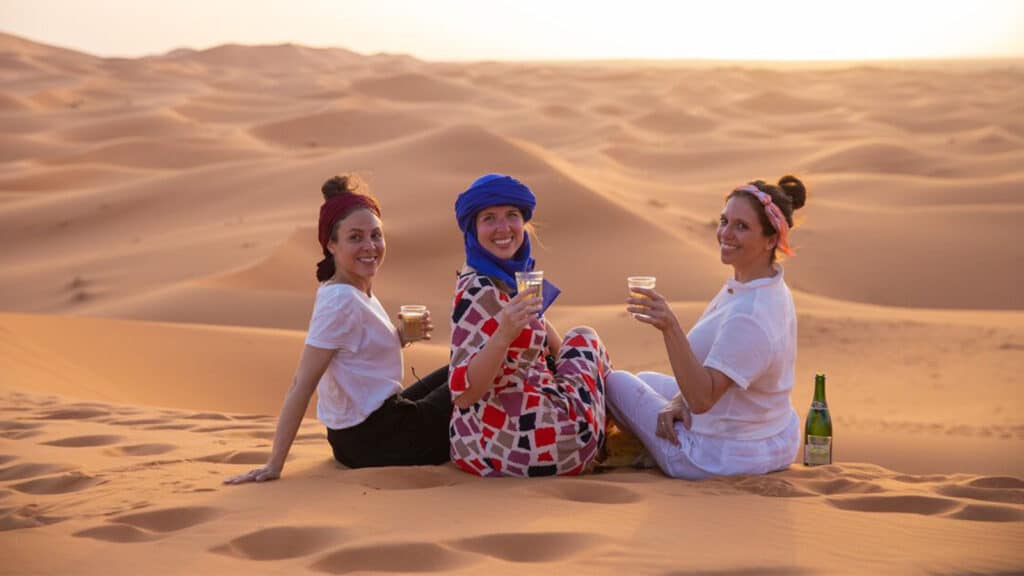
[2,0,1022,61]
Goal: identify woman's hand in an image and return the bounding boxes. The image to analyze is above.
[494,290,543,346]
[397,311,434,347]
[223,462,282,485]
[655,395,693,446]
[627,287,680,333]
[421,311,434,341]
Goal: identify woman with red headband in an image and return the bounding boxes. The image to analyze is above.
[226,175,451,484]
[607,175,807,479]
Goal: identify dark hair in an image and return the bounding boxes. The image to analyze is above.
[727,175,807,262]
[316,174,378,282]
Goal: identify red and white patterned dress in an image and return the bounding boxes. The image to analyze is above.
[447,268,611,477]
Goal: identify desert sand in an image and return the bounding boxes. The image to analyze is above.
[1,31,1022,574]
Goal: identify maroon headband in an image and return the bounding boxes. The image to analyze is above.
[318,194,382,251]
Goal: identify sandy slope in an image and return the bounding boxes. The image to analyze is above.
[1,31,1022,574]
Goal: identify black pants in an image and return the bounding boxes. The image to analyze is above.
[327,365,451,468]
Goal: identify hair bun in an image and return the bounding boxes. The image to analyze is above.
[321,174,364,200]
[777,175,806,211]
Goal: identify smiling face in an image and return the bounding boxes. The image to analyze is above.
[475,205,525,260]
[327,208,385,292]
[717,195,776,280]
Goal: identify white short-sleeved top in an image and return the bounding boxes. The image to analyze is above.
[305,283,403,429]
[687,265,798,441]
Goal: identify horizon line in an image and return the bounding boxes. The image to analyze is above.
[5,29,1024,67]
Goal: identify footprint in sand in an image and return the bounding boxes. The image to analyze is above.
[310,541,478,574]
[191,424,268,434]
[105,443,178,457]
[532,480,645,504]
[802,477,885,495]
[112,505,222,532]
[0,462,74,481]
[75,506,223,543]
[826,495,961,516]
[727,476,816,498]
[0,505,65,532]
[195,451,275,465]
[42,434,124,447]
[447,531,608,563]
[229,414,274,421]
[143,423,196,431]
[183,412,232,421]
[211,526,346,561]
[73,524,162,543]
[11,471,105,495]
[946,503,1024,522]
[965,476,1024,489]
[106,418,170,427]
[0,420,45,440]
[934,476,1024,505]
[0,455,15,466]
[34,407,110,420]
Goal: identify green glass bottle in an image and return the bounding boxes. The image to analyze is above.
[803,373,833,466]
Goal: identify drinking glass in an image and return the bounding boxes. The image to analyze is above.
[515,271,544,300]
[627,276,656,299]
[399,305,428,342]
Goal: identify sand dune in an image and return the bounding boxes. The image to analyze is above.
[44,135,270,169]
[164,43,367,73]
[251,105,437,149]
[0,33,1022,574]
[803,140,956,176]
[631,107,718,134]
[57,109,199,142]
[351,72,475,102]
[0,164,153,193]
[731,89,838,115]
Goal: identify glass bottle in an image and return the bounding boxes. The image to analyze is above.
[803,373,833,466]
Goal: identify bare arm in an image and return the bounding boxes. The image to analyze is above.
[660,321,732,413]
[452,290,542,410]
[224,345,335,484]
[627,288,732,414]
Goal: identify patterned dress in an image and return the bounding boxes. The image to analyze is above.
[448,268,611,477]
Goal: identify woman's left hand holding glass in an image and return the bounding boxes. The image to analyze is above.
[397,310,434,347]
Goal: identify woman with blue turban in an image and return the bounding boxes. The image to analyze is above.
[447,174,612,477]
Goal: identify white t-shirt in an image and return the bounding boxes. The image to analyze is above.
[687,265,798,441]
[305,283,403,430]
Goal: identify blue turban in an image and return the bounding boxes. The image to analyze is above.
[454,174,560,313]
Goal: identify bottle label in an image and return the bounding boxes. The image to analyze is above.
[811,401,826,410]
[804,435,832,466]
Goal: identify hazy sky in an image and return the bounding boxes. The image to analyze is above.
[2,0,1022,61]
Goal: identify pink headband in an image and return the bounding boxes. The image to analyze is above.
[734,184,794,257]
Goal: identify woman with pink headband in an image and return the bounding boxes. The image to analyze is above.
[606,175,807,479]
[225,175,452,485]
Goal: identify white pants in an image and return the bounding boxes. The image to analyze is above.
[606,370,800,480]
